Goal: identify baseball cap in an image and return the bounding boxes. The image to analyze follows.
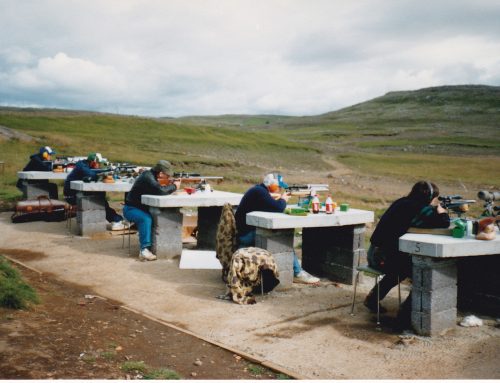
[152,160,173,176]
[87,152,103,163]
[39,146,55,155]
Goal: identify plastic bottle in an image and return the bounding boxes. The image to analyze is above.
[325,195,333,214]
[312,195,320,214]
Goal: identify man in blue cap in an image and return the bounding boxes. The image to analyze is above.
[16,146,58,198]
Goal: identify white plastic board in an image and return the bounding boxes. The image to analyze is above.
[179,249,222,269]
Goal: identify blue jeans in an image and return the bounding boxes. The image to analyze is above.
[238,229,302,275]
[123,205,152,250]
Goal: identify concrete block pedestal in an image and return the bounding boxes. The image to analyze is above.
[150,207,183,259]
[197,206,223,250]
[302,224,366,285]
[76,192,107,236]
[411,255,457,336]
[400,232,500,336]
[21,180,59,200]
[255,228,295,289]
[17,171,67,200]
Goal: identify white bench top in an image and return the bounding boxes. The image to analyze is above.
[18,171,68,180]
[70,180,134,192]
[142,190,243,208]
[246,208,374,229]
[399,231,500,258]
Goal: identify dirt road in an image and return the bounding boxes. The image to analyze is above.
[0,212,499,379]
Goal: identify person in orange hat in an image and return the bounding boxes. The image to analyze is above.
[16,146,58,198]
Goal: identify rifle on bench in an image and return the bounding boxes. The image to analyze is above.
[438,195,476,217]
[172,172,223,184]
[270,183,329,202]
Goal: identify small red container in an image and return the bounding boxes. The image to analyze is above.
[184,187,196,195]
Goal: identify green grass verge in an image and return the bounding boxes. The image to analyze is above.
[143,368,182,380]
[0,256,39,309]
[120,361,182,379]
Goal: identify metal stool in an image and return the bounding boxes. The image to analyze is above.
[121,220,135,255]
[350,264,400,329]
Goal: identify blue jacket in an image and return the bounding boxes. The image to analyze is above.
[22,153,52,172]
[63,160,108,196]
[235,183,287,235]
[16,153,53,189]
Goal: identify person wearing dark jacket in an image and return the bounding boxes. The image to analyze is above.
[63,152,124,229]
[16,146,58,198]
[123,160,181,261]
[364,180,450,327]
[235,173,320,284]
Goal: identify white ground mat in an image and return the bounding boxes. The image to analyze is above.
[179,249,222,269]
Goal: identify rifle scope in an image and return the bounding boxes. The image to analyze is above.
[438,195,462,201]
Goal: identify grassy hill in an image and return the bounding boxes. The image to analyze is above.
[174,85,500,189]
[1,85,499,212]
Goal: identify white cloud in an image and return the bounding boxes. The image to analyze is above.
[0,0,499,116]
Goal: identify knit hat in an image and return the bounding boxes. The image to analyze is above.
[263,173,279,187]
[152,160,173,176]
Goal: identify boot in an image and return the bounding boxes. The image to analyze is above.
[395,294,412,331]
[364,289,387,314]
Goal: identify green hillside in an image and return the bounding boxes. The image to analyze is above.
[1,85,499,208]
[0,109,325,202]
[174,85,500,189]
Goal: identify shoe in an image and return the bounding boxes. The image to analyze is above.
[293,270,320,284]
[111,221,125,231]
[139,248,157,261]
[363,296,387,314]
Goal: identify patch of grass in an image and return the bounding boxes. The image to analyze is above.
[120,361,182,380]
[247,363,265,375]
[357,137,500,151]
[143,368,182,380]
[276,372,292,379]
[336,152,500,187]
[100,351,116,360]
[0,256,39,309]
[120,360,148,373]
[82,355,96,364]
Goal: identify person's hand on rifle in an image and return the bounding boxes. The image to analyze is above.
[172,178,181,190]
[281,191,291,202]
[431,196,447,214]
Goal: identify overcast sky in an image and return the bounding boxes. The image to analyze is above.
[1,1,499,117]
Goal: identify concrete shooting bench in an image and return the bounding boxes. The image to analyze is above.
[246,208,374,288]
[399,232,500,336]
[142,190,243,259]
[70,179,133,236]
[17,170,68,199]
